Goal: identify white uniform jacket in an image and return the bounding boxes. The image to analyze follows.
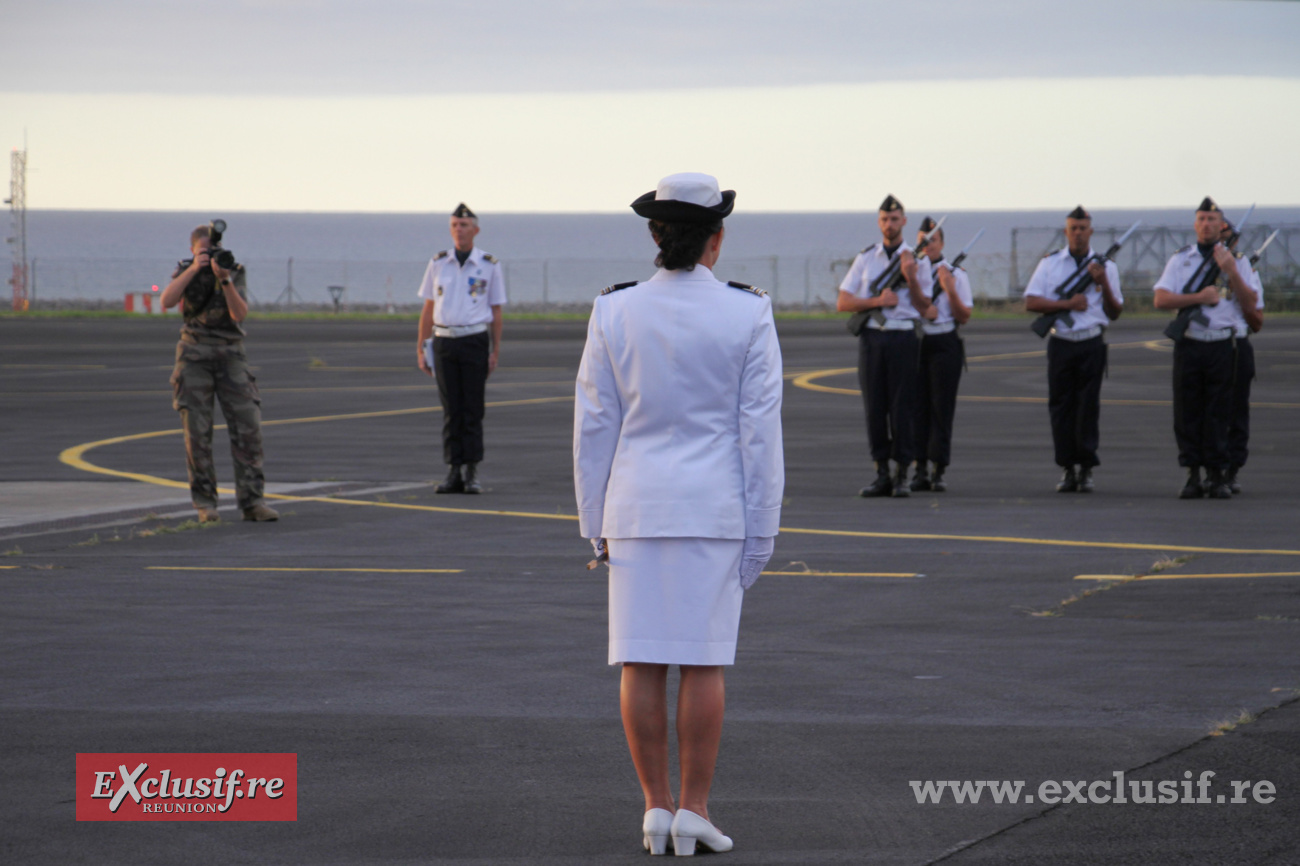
[1023,248,1122,336]
[1153,245,1262,338]
[416,247,507,327]
[573,265,785,541]
[923,259,974,334]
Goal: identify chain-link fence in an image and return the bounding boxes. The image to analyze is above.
[24,226,1300,311]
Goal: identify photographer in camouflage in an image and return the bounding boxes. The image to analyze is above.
[160,222,278,523]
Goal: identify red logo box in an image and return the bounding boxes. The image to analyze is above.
[76,753,297,821]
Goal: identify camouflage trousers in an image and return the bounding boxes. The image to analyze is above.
[170,337,266,510]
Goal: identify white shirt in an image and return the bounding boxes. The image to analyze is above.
[416,247,507,327]
[573,265,785,540]
[924,258,973,331]
[839,242,934,324]
[1023,247,1123,335]
[1153,244,1262,337]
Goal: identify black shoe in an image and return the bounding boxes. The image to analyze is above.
[891,462,910,498]
[909,462,932,492]
[931,464,947,493]
[1056,466,1078,493]
[1205,467,1232,500]
[435,465,464,494]
[1078,467,1094,493]
[859,462,892,497]
[463,463,482,494]
[1226,466,1242,495]
[1179,467,1204,499]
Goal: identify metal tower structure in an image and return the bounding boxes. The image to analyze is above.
[7,146,28,311]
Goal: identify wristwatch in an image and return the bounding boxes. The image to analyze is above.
[220,277,232,286]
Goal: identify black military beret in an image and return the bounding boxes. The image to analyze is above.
[452,203,477,219]
[1067,205,1091,220]
[919,216,936,232]
[1197,196,1221,213]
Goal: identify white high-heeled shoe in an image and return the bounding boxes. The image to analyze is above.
[671,808,733,856]
[643,808,675,855]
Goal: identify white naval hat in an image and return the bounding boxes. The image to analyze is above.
[631,172,736,223]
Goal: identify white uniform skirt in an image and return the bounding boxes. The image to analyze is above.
[607,537,746,666]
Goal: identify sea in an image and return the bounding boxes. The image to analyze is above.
[15,207,1300,309]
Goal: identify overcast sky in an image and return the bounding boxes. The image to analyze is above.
[3,0,1298,211]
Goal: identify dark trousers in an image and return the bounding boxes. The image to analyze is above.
[1172,338,1233,470]
[433,331,489,465]
[1046,335,1106,469]
[1228,337,1254,470]
[915,331,964,467]
[858,328,919,465]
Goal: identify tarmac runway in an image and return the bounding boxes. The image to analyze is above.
[1,313,1298,864]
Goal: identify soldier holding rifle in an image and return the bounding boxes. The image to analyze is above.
[1153,198,1260,499]
[837,195,934,497]
[910,218,974,493]
[1023,206,1123,493]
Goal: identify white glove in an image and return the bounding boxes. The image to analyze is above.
[739,536,774,589]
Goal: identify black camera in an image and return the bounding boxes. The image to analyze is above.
[207,218,237,270]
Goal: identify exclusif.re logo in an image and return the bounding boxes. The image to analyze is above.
[76,753,297,821]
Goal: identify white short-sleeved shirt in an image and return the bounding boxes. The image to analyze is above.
[1153,245,1261,338]
[1023,248,1122,336]
[839,242,934,324]
[416,247,507,327]
[924,258,974,332]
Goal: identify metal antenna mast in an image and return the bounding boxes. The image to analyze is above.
[6,143,28,311]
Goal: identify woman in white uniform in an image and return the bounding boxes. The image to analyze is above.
[574,173,785,856]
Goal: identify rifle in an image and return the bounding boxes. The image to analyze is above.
[1030,220,1141,339]
[846,216,946,336]
[1163,204,1253,342]
[932,228,984,301]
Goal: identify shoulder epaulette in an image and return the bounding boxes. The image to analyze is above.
[862,243,878,254]
[727,280,768,297]
[600,281,638,296]
[434,250,449,260]
[482,252,499,264]
[1176,244,1193,254]
[1043,248,1062,259]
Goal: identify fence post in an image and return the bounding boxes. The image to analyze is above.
[542,259,549,306]
[1008,229,1019,297]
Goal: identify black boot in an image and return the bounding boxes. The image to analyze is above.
[1226,465,1242,495]
[909,462,931,492]
[931,464,947,493]
[891,461,910,498]
[1179,467,1203,499]
[436,464,464,494]
[1205,467,1232,500]
[859,462,892,497]
[1077,467,1094,493]
[463,463,482,494]
[1056,466,1078,493]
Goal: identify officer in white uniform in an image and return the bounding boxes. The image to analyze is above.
[1023,206,1123,493]
[837,195,933,497]
[574,173,783,856]
[912,218,972,492]
[1153,197,1261,499]
[416,203,507,494]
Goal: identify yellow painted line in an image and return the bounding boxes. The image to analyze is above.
[147,566,462,574]
[57,395,575,489]
[762,570,918,577]
[0,565,20,569]
[60,397,1300,560]
[1076,571,1300,581]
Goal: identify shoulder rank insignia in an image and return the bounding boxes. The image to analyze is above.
[862,243,878,254]
[727,280,768,297]
[481,252,499,264]
[1044,248,1062,259]
[434,250,449,260]
[600,281,638,296]
[1176,244,1193,254]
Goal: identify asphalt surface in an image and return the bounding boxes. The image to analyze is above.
[1,313,1298,864]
